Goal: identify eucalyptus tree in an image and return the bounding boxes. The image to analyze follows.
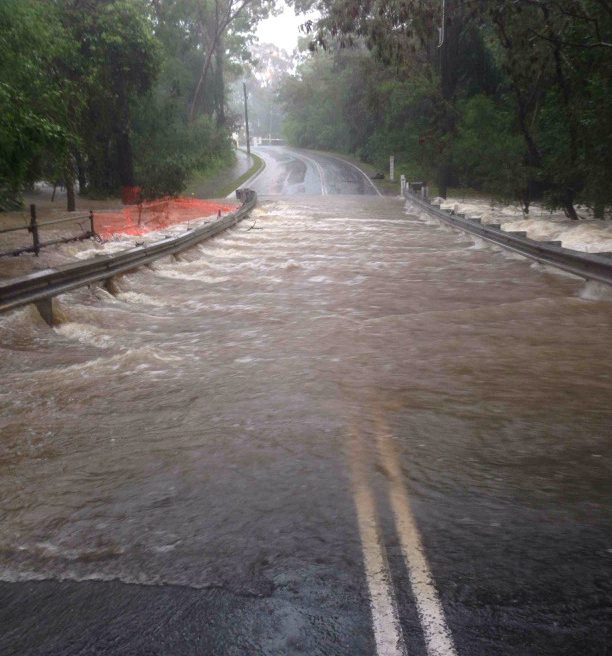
[487,0,612,217]
[293,0,500,197]
[182,0,279,124]
[287,0,501,196]
[57,0,160,196]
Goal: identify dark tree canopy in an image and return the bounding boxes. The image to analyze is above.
[0,0,276,207]
[283,0,612,216]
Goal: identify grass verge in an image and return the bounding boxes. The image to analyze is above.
[217,151,265,198]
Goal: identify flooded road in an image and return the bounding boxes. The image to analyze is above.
[1,150,611,655]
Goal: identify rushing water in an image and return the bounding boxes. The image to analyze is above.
[0,196,610,646]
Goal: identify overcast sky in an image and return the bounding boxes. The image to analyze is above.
[255,5,314,54]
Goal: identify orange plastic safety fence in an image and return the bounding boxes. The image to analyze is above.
[121,186,142,205]
[94,197,238,239]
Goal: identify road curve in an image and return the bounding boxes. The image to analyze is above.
[249,146,380,197]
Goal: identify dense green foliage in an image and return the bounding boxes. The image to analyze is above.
[284,0,612,216]
[0,0,75,208]
[0,0,274,208]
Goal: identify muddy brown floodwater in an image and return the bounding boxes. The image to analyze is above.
[0,193,610,655]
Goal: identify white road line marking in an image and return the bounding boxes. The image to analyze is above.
[375,416,458,656]
[321,153,384,197]
[347,428,407,656]
[289,150,329,195]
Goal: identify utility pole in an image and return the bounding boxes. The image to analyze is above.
[437,0,452,199]
[243,82,251,157]
[438,0,446,48]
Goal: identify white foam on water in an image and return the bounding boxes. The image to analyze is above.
[345,275,368,286]
[469,237,491,251]
[308,275,334,284]
[500,249,529,262]
[404,201,439,226]
[184,301,264,313]
[443,197,612,253]
[30,541,126,561]
[0,561,227,591]
[116,291,167,307]
[0,304,46,334]
[529,262,584,280]
[73,240,133,260]
[153,269,231,283]
[200,258,303,274]
[200,247,249,259]
[53,322,116,349]
[579,280,612,301]
[18,347,183,388]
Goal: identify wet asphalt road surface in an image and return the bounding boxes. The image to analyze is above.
[0,148,610,655]
[249,147,380,197]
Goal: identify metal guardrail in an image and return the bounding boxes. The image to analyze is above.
[404,190,612,286]
[0,188,257,323]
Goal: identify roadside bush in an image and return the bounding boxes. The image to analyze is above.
[452,94,526,200]
[133,96,234,198]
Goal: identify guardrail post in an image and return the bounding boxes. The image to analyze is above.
[29,204,40,256]
[89,210,95,235]
[34,298,54,326]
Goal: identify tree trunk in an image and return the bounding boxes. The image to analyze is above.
[214,35,225,127]
[565,204,578,220]
[65,169,76,212]
[114,73,135,188]
[116,129,135,188]
[521,188,531,215]
[189,45,217,123]
[75,151,87,195]
[562,189,578,220]
[438,162,451,199]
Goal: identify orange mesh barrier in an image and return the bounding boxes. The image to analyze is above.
[121,186,142,205]
[94,197,239,239]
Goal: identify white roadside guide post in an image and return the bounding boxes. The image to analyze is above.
[389,155,395,182]
[400,174,406,196]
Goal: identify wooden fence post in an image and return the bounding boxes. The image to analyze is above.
[29,204,40,256]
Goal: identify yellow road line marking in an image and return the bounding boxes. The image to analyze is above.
[347,427,407,656]
[375,415,458,656]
